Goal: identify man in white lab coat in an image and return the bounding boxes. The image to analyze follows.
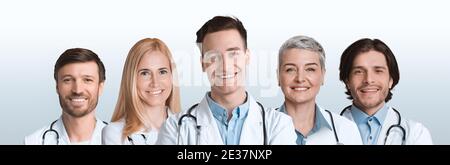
[338,38,433,145]
[24,48,107,145]
[156,16,296,145]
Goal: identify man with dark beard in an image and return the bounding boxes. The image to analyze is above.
[25,48,107,145]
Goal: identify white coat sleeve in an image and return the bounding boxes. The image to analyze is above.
[410,122,433,145]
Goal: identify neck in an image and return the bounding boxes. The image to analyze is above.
[354,102,385,116]
[61,112,96,143]
[284,100,316,135]
[210,88,246,118]
[142,104,167,131]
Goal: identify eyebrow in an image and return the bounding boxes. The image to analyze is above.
[138,68,150,72]
[282,62,318,67]
[352,66,387,70]
[305,63,319,67]
[226,47,242,51]
[158,67,169,71]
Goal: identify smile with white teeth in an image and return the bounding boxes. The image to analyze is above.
[148,90,163,95]
[291,87,309,91]
[70,98,86,102]
[217,73,237,79]
[361,88,379,93]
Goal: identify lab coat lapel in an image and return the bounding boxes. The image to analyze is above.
[306,107,335,145]
[377,107,402,145]
[239,95,264,145]
[196,96,224,145]
[55,117,70,144]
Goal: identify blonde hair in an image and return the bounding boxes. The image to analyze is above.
[111,38,181,140]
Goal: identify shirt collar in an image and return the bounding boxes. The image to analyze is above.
[206,92,250,123]
[350,104,389,125]
[278,103,332,136]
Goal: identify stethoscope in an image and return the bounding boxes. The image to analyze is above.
[177,102,267,145]
[127,134,148,145]
[276,107,342,145]
[340,105,406,145]
[127,108,170,145]
[41,119,108,145]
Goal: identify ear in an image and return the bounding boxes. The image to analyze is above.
[245,49,250,65]
[200,55,206,72]
[276,69,280,86]
[389,77,393,89]
[56,81,60,95]
[99,81,105,96]
[321,68,326,86]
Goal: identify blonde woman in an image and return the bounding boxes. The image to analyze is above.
[102,38,181,145]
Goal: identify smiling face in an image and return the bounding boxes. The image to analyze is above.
[201,29,249,95]
[279,49,325,104]
[346,50,393,112]
[56,61,104,118]
[136,51,172,108]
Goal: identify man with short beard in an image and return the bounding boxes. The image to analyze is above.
[339,38,433,145]
[25,48,108,145]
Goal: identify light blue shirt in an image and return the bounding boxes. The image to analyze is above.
[350,104,389,145]
[278,103,332,145]
[206,92,250,145]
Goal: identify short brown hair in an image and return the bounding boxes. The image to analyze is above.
[196,16,247,54]
[54,48,106,82]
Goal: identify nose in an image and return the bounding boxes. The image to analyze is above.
[364,71,374,84]
[219,53,236,73]
[294,70,306,83]
[71,80,83,94]
[149,72,159,87]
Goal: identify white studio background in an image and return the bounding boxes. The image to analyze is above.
[0,0,449,144]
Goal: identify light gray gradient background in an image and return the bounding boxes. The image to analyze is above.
[1,0,448,144]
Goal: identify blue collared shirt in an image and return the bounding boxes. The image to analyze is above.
[350,104,389,145]
[278,103,332,145]
[206,92,250,145]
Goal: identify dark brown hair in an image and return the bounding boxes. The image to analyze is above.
[54,48,105,82]
[196,16,247,54]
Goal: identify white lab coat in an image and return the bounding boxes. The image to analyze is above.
[341,106,433,145]
[102,110,175,145]
[24,117,107,145]
[275,106,362,145]
[156,94,297,145]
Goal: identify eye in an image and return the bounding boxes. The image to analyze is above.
[306,68,316,72]
[84,78,94,83]
[62,78,72,83]
[159,69,169,75]
[228,50,240,57]
[375,69,384,73]
[353,69,363,75]
[285,67,296,73]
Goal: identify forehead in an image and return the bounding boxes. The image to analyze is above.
[281,49,320,65]
[202,29,245,52]
[138,51,170,69]
[352,50,388,68]
[58,61,99,78]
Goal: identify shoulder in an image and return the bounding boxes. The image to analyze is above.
[24,125,49,145]
[102,119,126,144]
[404,119,433,144]
[102,120,125,136]
[264,107,293,126]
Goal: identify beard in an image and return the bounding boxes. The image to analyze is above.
[58,93,98,118]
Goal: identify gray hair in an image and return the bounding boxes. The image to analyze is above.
[278,35,326,70]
